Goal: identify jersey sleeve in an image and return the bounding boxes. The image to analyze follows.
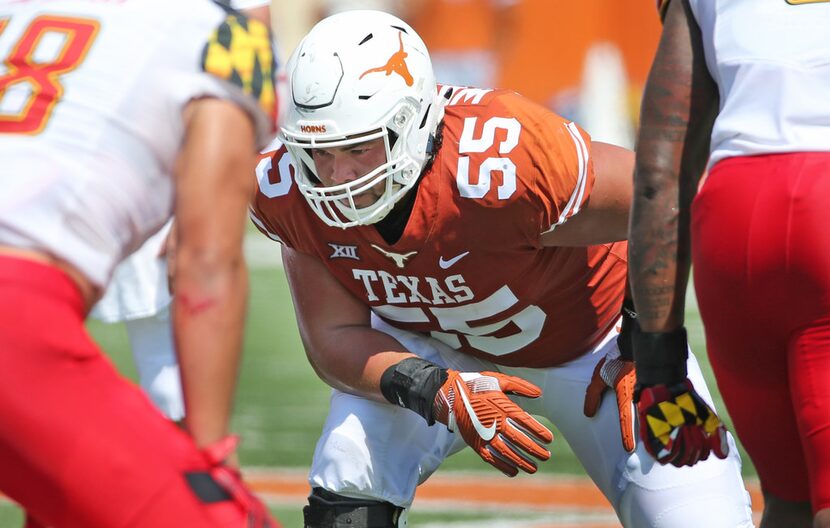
[249,205,283,244]
[534,119,594,235]
[227,0,271,9]
[249,143,307,249]
[497,93,595,238]
[172,6,278,148]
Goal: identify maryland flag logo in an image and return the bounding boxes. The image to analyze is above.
[645,392,719,444]
[202,13,277,122]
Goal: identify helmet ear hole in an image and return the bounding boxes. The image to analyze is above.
[418,104,431,130]
[387,130,399,150]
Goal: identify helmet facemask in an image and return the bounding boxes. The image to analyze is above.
[282,99,422,228]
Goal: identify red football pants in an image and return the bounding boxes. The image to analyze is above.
[0,256,246,527]
[692,152,830,511]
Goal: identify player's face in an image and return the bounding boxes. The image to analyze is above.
[311,137,388,208]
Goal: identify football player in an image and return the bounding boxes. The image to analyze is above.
[630,0,830,526]
[90,0,277,424]
[250,10,753,528]
[0,0,279,526]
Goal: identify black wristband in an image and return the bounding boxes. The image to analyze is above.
[633,326,689,388]
[379,357,448,425]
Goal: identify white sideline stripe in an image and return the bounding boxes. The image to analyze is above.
[0,470,762,528]
[255,492,615,516]
[416,515,618,528]
[243,468,619,516]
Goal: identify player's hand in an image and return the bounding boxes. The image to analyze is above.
[433,370,553,476]
[584,299,637,452]
[584,355,636,452]
[636,379,729,467]
[200,435,280,527]
[632,325,729,467]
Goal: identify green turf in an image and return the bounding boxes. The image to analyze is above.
[1,266,755,523]
[0,506,21,527]
[90,266,755,475]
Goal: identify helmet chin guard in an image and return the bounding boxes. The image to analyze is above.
[280,10,442,228]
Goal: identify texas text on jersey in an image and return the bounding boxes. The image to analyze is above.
[252,86,626,368]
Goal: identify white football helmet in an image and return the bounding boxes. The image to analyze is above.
[280,10,443,228]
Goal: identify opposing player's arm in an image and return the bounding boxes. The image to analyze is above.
[172,97,257,448]
[629,0,726,468]
[629,0,717,332]
[281,246,416,401]
[540,141,634,247]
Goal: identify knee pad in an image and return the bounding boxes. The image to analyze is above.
[303,487,403,528]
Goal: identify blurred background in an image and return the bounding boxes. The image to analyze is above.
[1,2,758,526]
[271,0,663,148]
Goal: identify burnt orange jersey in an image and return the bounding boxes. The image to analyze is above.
[252,87,627,368]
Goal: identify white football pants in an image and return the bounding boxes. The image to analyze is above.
[308,316,755,527]
[124,307,184,422]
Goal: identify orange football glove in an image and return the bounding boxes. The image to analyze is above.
[583,355,636,452]
[433,370,553,476]
[584,298,638,452]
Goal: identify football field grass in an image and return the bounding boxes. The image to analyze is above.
[0,242,757,526]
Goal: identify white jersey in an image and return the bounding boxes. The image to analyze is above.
[689,0,830,168]
[228,0,271,9]
[0,0,277,287]
[90,219,172,322]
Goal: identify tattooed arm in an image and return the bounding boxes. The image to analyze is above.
[627,0,730,468]
[629,0,718,333]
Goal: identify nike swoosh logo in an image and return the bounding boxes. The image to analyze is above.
[438,251,470,269]
[456,380,497,441]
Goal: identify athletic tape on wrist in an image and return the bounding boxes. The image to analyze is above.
[380,357,447,425]
[633,326,689,387]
